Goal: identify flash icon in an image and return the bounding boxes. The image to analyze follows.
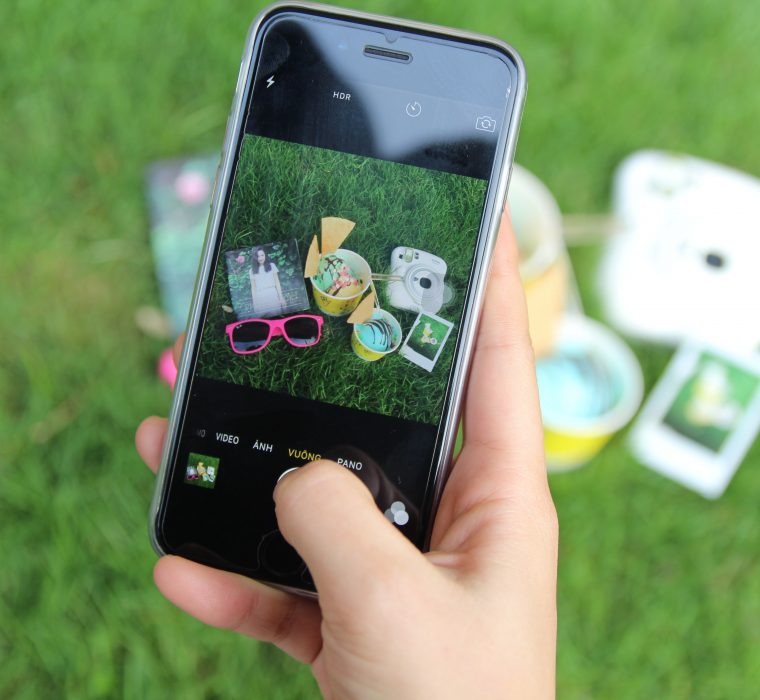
[266,75,275,88]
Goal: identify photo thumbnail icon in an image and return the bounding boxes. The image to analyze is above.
[184,453,221,489]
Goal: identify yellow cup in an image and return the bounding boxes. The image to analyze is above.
[508,165,570,358]
[310,249,371,317]
[351,309,402,362]
[537,315,643,471]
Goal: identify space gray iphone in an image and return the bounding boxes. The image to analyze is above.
[150,2,525,594]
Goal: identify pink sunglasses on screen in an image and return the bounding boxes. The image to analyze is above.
[225,315,324,355]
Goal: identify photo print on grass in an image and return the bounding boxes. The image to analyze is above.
[663,350,760,453]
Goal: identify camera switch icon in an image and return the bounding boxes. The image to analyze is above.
[475,115,497,132]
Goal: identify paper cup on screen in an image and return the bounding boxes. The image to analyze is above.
[508,165,569,357]
[351,309,402,362]
[310,249,372,317]
[536,314,644,471]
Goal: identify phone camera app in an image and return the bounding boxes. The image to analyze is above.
[475,115,497,133]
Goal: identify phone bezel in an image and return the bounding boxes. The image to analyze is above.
[149,1,527,595]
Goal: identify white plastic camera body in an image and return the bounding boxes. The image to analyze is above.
[387,247,447,314]
[600,150,760,352]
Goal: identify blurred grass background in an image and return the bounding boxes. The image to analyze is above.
[1,0,759,698]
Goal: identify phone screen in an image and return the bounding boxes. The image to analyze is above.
[154,11,520,590]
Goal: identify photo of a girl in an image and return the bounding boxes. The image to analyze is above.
[249,246,286,316]
[223,239,310,322]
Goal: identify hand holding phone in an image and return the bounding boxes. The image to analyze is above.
[137,216,557,697]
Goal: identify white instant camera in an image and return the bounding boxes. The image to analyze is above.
[599,150,760,351]
[387,247,448,314]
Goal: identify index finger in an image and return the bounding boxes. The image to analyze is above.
[449,214,547,505]
[465,213,544,459]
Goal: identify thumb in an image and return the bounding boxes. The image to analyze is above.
[274,460,424,604]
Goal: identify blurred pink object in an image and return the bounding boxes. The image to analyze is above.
[174,170,210,205]
[158,347,177,388]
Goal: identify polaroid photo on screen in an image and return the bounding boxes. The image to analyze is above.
[629,342,760,499]
[400,312,454,372]
[224,239,309,320]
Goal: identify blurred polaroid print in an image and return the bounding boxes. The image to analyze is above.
[630,343,760,498]
[146,154,218,334]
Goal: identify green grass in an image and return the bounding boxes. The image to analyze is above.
[197,135,485,424]
[2,0,760,698]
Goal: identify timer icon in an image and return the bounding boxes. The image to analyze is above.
[405,101,422,118]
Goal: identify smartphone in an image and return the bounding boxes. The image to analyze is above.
[150,1,526,594]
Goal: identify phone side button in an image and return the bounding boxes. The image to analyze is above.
[503,165,513,213]
[211,164,221,201]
